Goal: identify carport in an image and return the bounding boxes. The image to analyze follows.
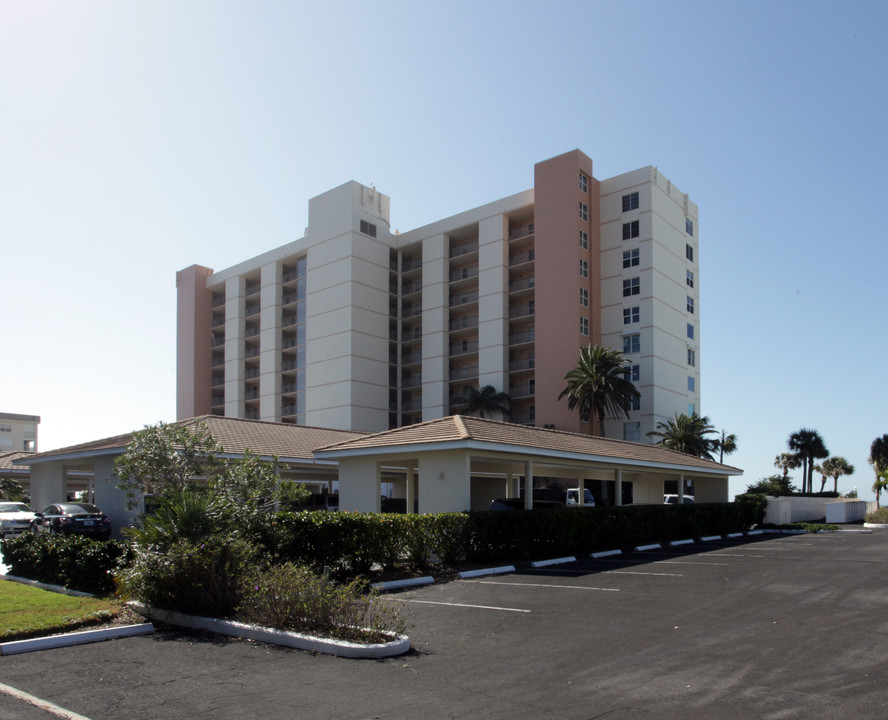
[314,415,742,513]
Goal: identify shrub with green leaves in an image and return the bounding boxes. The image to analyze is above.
[237,563,407,644]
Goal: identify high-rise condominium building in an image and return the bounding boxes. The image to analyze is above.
[177,150,700,441]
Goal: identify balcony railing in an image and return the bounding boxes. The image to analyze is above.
[509,330,535,345]
[450,242,478,258]
[509,358,535,371]
[508,249,535,266]
[282,288,306,305]
[511,412,535,425]
[449,266,479,283]
[450,291,479,307]
[245,327,260,338]
[401,257,423,272]
[510,384,535,399]
[449,341,479,356]
[244,389,259,401]
[244,283,260,296]
[509,276,535,293]
[450,367,479,381]
[401,281,422,295]
[211,395,224,406]
[212,295,225,308]
[245,368,259,380]
[449,316,479,332]
[244,304,260,317]
[212,336,225,347]
[245,347,260,358]
[509,305,535,319]
[402,375,423,388]
[401,351,422,365]
[401,399,422,411]
[508,223,534,241]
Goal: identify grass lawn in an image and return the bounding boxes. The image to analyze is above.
[0,580,123,642]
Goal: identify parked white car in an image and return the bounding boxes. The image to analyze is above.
[0,502,37,538]
[663,494,695,505]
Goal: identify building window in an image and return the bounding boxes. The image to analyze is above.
[579,172,588,193]
[686,244,694,262]
[687,323,694,339]
[686,218,694,236]
[579,202,588,221]
[622,334,640,354]
[360,220,377,237]
[622,192,639,212]
[630,364,640,382]
[580,317,589,336]
[687,296,695,313]
[686,270,694,288]
[688,348,696,366]
[629,394,640,411]
[623,306,640,324]
[623,277,640,297]
[623,249,640,268]
[579,230,588,249]
[622,220,640,240]
[580,288,589,307]
[688,376,695,392]
[580,259,589,278]
[688,402,695,416]
[624,421,641,441]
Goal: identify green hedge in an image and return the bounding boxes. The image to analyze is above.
[0,534,133,595]
[259,501,766,572]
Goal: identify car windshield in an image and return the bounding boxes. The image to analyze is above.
[59,503,102,515]
[0,503,31,513]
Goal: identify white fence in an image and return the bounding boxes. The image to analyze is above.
[764,496,876,525]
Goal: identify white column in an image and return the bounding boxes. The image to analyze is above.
[506,472,514,499]
[224,275,245,416]
[406,465,416,514]
[524,460,534,510]
[259,261,282,421]
[579,477,586,506]
[678,474,685,502]
[615,467,623,506]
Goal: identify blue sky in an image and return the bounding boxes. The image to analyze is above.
[3,1,886,500]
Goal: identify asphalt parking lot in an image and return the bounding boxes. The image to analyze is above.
[3,530,888,719]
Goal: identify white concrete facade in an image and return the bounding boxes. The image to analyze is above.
[177,151,701,443]
[0,413,39,452]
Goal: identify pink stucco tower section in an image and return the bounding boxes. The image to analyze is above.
[532,150,601,434]
[176,264,214,419]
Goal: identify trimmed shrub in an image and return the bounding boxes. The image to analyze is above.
[0,534,132,595]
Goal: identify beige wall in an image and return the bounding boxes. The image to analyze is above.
[176,266,214,420]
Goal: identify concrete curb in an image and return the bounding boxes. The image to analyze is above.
[747,530,764,536]
[726,532,744,538]
[590,549,622,558]
[0,623,155,656]
[700,535,722,542]
[531,556,576,568]
[370,576,434,591]
[634,543,661,552]
[863,523,888,529]
[458,565,515,579]
[2,574,95,598]
[129,602,410,659]
[669,539,694,546]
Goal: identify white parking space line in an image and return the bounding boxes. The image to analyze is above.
[660,560,730,566]
[400,599,530,613]
[472,580,619,592]
[612,570,684,577]
[0,681,94,720]
[706,553,766,558]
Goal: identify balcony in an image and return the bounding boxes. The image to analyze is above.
[509,357,535,372]
[450,242,478,258]
[509,276,535,293]
[401,257,423,272]
[508,249,535,266]
[509,305,535,319]
[511,412,535,425]
[449,315,479,332]
[211,295,225,309]
[508,223,535,241]
[245,368,259,380]
[401,351,422,365]
[449,266,479,283]
[245,347,260,359]
[244,389,259,401]
[449,341,479,356]
[282,288,306,305]
[450,366,479,381]
[244,283,260,297]
[211,394,224,406]
[402,375,423,388]
[245,304,260,317]
[212,336,225,348]
[402,304,423,318]
[510,384,535,399]
[282,269,302,283]
[509,330,535,345]
[450,291,479,307]
[281,360,298,371]
[401,399,422,412]
[401,281,422,295]
[245,326,260,338]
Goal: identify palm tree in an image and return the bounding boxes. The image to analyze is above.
[787,429,828,494]
[813,463,829,493]
[647,413,718,460]
[558,344,640,436]
[774,452,802,480]
[714,430,738,464]
[869,435,888,506]
[461,385,511,419]
[821,456,854,494]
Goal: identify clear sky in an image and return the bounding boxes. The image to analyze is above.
[3,0,886,501]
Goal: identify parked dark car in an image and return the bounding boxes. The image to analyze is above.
[30,503,112,540]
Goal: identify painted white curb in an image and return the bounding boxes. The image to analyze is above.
[458,565,515,579]
[669,539,694,546]
[726,532,743,538]
[370,576,434,591]
[838,528,872,533]
[762,528,782,534]
[782,529,807,534]
[531,556,576,568]
[0,623,155,656]
[863,523,888,529]
[591,549,622,558]
[700,535,722,542]
[747,530,764,536]
[634,544,661,552]
[129,603,410,659]
[2,574,94,598]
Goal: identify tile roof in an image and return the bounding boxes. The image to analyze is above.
[315,415,742,474]
[18,416,369,464]
[0,451,35,472]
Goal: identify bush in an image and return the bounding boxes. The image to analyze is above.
[237,563,407,643]
[0,534,132,595]
[117,537,259,617]
[865,508,888,524]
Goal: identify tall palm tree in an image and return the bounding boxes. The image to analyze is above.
[869,435,888,506]
[774,452,802,480]
[788,429,828,494]
[714,430,738,464]
[558,344,640,436]
[821,456,854,494]
[813,463,829,493]
[647,413,718,460]
[461,384,511,420]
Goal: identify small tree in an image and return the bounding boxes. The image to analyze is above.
[647,413,718,460]
[115,420,223,509]
[0,477,23,500]
[774,452,802,479]
[821,456,854,494]
[462,385,511,420]
[869,435,888,506]
[714,430,738,464]
[746,475,798,496]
